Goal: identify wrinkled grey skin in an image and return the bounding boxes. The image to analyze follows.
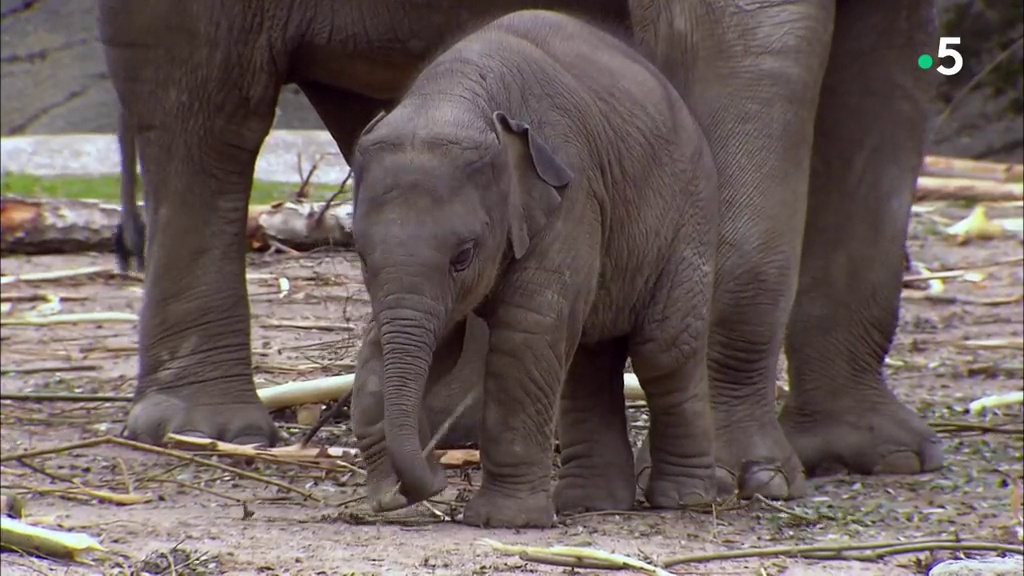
[353,312,486,506]
[351,10,720,528]
[114,108,145,274]
[100,0,943,508]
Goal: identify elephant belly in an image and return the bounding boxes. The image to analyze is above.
[287,0,629,99]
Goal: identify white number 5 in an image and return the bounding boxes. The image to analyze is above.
[936,37,963,76]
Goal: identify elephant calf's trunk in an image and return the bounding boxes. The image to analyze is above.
[379,310,447,506]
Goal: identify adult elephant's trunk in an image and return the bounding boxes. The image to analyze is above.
[377,292,448,504]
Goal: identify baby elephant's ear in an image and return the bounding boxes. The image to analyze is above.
[492,111,573,259]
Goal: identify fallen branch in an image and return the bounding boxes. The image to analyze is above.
[915,176,1024,202]
[0,364,100,375]
[0,392,132,402]
[251,197,353,252]
[931,420,1022,436]
[955,339,1024,352]
[0,266,113,285]
[1,516,106,563]
[902,256,1024,283]
[902,291,1024,306]
[259,320,357,331]
[12,485,153,506]
[0,436,321,502]
[477,538,673,576]
[256,374,355,411]
[164,433,364,475]
[0,312,138,326]
[969,391,1024,416]
[0,196,123,255]
[0,293,88,303]
[660,538,1022,567]
[921,155,1024,182]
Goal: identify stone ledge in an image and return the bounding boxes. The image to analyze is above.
[0,130,349,184]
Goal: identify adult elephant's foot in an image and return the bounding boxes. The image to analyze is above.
[713,418,807,500]
[124,392,280,446]
[462,487,555,528]
[779,391,943,477]
[555,468,636,515]
[644,469,714,509]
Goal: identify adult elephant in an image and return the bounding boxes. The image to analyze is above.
[99,0,943,501]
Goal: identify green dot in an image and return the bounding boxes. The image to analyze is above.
[917,54,934,69]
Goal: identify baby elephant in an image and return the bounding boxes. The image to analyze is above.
[350,9,719,528]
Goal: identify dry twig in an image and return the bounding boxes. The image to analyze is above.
[661,538,1022,567]
[477,538,673,576]
[0,312,138,326]
[0,436,322,502]
[0,266,114,285]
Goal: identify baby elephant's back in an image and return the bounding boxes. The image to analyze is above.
[483,10,688,127]
[479,10,714,221]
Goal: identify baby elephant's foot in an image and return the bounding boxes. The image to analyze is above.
[780,391,943,477]
[125,392,280,447]
[555,469,636,515]
[462,486,555,528]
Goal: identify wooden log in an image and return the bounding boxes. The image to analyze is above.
[4,156,1020,255]
[1,196,120,255]
[915,176,1024,202]
[922,155,1024,183]
[2,195,353,255]
[254,198,353,251]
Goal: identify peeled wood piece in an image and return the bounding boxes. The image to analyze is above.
[252,199,354,251]
[0,516,106,562]
[256,374,356,411]
[915,177,1023,202]
[1,196,121,254]
[922,155,1024,183]
[255,372,646,412]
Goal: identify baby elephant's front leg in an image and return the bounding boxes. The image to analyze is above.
[461,301,569,529]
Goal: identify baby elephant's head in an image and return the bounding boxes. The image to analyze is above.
[348,108,572,508]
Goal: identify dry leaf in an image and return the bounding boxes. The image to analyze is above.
[437,449,480,467]
[945,205,1011,243]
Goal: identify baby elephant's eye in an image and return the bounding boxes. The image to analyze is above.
[450,242,476,273]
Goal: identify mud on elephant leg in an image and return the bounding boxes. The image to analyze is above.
[554,339,634,515]
[631,346,716,509]
[125,110,280,446]
[781,0,943,477]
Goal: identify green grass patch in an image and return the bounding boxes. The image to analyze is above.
[0,172,345,205]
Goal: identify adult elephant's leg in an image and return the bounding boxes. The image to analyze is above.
[628,0,834,499]
[781,0,943,476]
[297,82,391,159]
[102,6,282,446]
[555,338,634,515]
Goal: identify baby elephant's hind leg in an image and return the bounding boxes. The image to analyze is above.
[630,333,716,509]
[555,338,635,514]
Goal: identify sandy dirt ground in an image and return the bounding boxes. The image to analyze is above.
[1,203,1022,575]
